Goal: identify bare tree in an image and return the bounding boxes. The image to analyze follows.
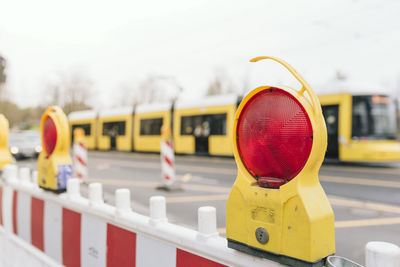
[43,70,93,114]
[61,71,92,112]
[335,70,348,81]
[206,68,235,96]
[132,74,182,104]
[0,55,7,102]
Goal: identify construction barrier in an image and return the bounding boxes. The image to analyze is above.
[1,164,399,266]
[0,164,285,267]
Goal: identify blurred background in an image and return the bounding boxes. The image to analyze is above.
[1,0,400,130]
[1,1,400,264]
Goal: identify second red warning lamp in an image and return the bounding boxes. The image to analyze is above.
[38,106,72,192]
[43,116,58,157]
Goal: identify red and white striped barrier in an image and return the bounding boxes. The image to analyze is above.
[73,141,88,180]
[160,139,175,186]
[0,164,285,267]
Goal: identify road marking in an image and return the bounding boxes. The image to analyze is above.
[164,193,400,216]
[320,175,400,189]
[91,170,400,191]
[87,177,400,212]
[92,157,237,175]
[217,228,226,234]
[218,217,400,233]
[335,217,400,228]
[87,178,158,187]
[93,157,400,190]
[181,184,230,193]
[86,178,231,193]
[328,195,400,214]
[90,151,400,176]
[322,165,400,176]
[96,163,110,170]
[166,194,229,203]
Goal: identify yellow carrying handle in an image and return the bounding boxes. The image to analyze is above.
[250,56,322,117]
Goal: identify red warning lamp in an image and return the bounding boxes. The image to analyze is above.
[43,116,57,157]
[236,88,313,188]
[227,57,335,265]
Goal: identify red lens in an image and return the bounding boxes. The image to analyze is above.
[43,116,57,156]
[236,88,313,188]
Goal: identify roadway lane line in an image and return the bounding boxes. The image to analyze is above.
[86,178,231,193]
[164,193,400,222]
[328,195,400,214]
[320,175,400,189]
[93,158,400,189]
[217,228,226,234]
[92,158,237,175]
[335,217,400,228]
[87,178,400,213]
[181,184,230,193]
[166,194,229,203]
[322,165,400,176]
[86,178,158,187]
[217,216,400,233]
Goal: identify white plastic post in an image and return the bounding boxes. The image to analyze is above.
[149,196,167,223]
[3,164,17,183]
[31,170,38,185]
[19,167,30,184]
[115,189,131,214]
[198,206,218,236]
[366,241,400,267]
[88,183,103,206]
[67,178,81,200]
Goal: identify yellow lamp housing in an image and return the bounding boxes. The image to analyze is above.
[38,106,72,192]
[226,56,335,267]
[0,114,12,170]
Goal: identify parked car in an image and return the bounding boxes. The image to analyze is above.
[8,131,42,159]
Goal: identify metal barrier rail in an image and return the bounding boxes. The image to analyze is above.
[0,164,284,267]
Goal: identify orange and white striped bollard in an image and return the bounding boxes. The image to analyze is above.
[73,128,88,180]
[159,125,179,190]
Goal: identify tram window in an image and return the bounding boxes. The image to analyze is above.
[180,113,227,136]
[352,100,370,138]
[210,114,227,135]
[181,116,194,135]
[71,124,91,136]
[102,121,126,136]
[140,118,163,135]
[352,95,397,140]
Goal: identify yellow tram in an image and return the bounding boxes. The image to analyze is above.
[319,92,400,162]
[68,91,400,162]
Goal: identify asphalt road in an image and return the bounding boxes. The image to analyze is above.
[18,152,400,265]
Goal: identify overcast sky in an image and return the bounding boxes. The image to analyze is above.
[1,0,399,108]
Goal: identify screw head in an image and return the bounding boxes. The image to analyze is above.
[255,227,269,244]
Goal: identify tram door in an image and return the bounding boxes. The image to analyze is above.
[194,116,209,155]
[322,105,339,159]
[103,121,125,150]
[110,134,117,150]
